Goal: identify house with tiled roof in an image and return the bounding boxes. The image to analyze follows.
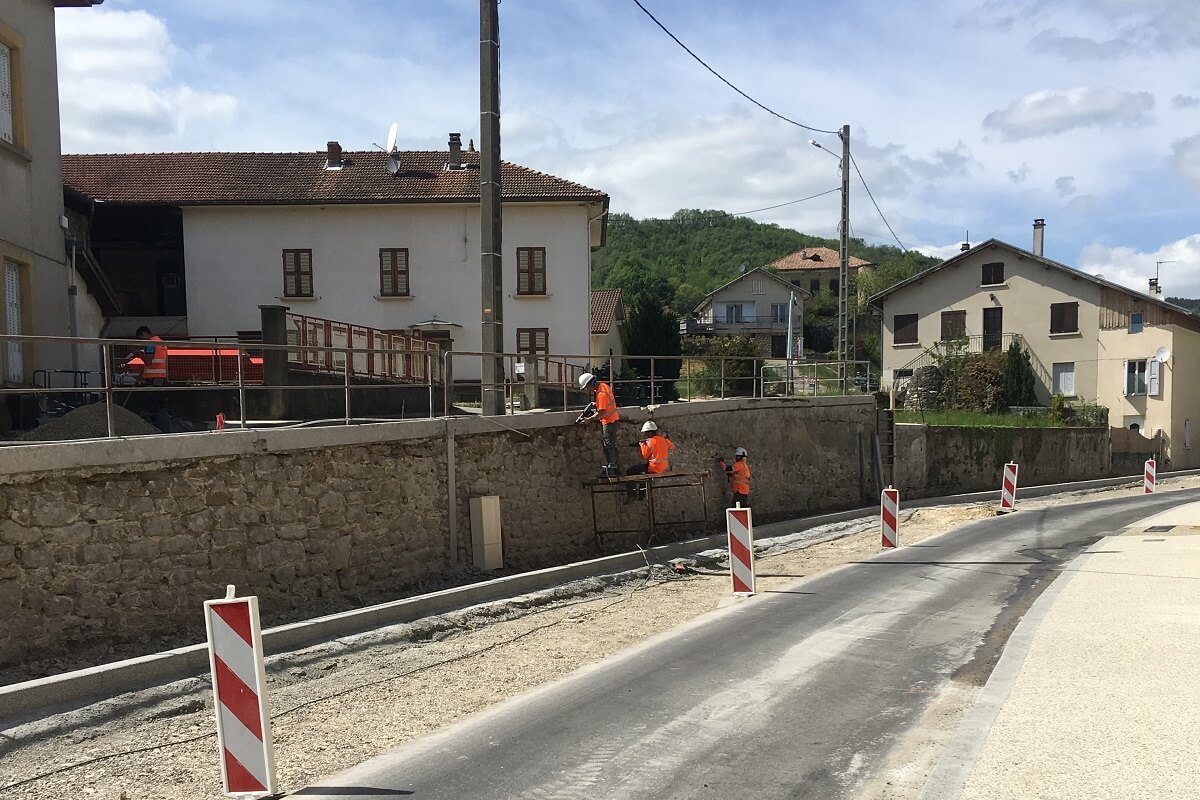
[62,135,609,379]
[768,247,872,297]
[1,1,105,391]
[870,221,1200,469]
[589,288,625,364]
[683,267,810,358]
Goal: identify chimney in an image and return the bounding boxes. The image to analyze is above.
[1032,218,1045,256]
[325,141,342,170]
[960,242,970,252]
[448,133,462,170]
[467,138,475,152]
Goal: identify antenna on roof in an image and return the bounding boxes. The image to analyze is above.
[384,122,401,176]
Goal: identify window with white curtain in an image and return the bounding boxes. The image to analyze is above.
[1052,362,1075,396]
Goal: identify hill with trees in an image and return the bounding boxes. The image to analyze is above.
[592,209,940,316]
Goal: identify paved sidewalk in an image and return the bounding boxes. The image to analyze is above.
[926,502,1200,799]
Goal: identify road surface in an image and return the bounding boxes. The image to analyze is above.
[296,489,1199,799]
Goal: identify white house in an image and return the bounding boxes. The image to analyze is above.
[683,266,809,358]
[62,136,609,379]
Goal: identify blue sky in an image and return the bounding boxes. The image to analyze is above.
[55,0,1200,297]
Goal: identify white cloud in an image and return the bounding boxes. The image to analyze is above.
[1008,163,1030,183]
[1055,176,1077,196]
[56,9,238,151]
[1030,29,1127,60]
[1078,235,1200,298]
[983,86,1155,140]
[915,242,969,260]
[1170,134,1200,188]
[1172,94,1200,109]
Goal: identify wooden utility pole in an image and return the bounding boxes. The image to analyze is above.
[480,0,505,415]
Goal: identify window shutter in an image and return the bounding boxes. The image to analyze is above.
[0,44,12,144]
[380,250,394,296]
[283,251,297,297]
[396,250,408,295]
[517,249,530,294]
[535,329,548,352]
[1123,361,1130,396]
[517,329,530,352]
[1148,358,1161,397]
[299,250,312,296]
[533,249,545,294]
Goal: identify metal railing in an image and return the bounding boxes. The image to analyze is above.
[287,312,441,383]
[897,333,1018,374]
[758,360,878,397]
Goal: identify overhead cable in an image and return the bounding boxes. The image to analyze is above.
[849,152,907,252]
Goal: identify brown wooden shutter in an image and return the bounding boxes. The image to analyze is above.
[517,249,531,294]
[532,248,545,294]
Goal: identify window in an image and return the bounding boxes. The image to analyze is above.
[1125,359,1147,396]
[810,279,820,294]
[0,42,12,144]
[379,248,410,297]
[282,249,313,297]
[1130,311,1143,334]
[725,303,744,323]
[1050,301,1079,333]
[751,278,765,295]
[516,247,546,295]
[830,278,840,297]
[516,327,548,355]
[894,313,918,345]
[981,262,1004,285]
[771,303,788,324]
[1052,362,1075,396]
[940,310,966,341]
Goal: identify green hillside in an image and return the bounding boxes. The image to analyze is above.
[593,209,940,315]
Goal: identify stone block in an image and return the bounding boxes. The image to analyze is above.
[161,535,197,556]
[277,524,308,541]
[21,546,54,569]
[327,535,353,570]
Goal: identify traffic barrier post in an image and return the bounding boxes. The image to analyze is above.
[999,461,1019,513]
[1144,458,1156,494]
[881,487,900,548]
[204,586,278,797]
[726,507,755,595]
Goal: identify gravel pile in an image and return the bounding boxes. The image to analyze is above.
[18,403,161,442]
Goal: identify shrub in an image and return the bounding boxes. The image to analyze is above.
[948,352,1004,412]
[1001,340,1038,407]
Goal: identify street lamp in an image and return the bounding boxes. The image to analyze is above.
[811,127,851,394]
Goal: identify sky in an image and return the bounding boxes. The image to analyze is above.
[54,0,1200,299]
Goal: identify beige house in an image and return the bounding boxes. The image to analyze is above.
[0,0,104,387]
[768,247,872,296]
[683,266,809,358]
[871,225,1200,469]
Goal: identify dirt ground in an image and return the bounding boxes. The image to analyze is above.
[2,478,1195,800]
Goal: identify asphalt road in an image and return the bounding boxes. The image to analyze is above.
[294,489,1200,800]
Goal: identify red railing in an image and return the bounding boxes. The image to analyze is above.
[286,313,440,383]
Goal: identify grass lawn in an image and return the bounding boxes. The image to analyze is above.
[895,409,1060,427]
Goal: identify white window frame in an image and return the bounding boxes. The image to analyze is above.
[770,303,788,324]
[725,303,744,324]
[1052,362,1075,396]
[1125,359,1147,396]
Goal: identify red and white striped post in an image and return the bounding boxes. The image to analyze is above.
[215,412,227,431]
[1144,458,1157,494]
[204,586,277,797]
[999,462,1019,513]
[726,507,755,595]
[881,487,900,549]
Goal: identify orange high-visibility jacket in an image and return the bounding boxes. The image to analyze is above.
[142,336,169,381]
[640,434,674,474]
[595,381,619,424]
[730,460,751,493]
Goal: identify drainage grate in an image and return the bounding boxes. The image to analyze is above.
[1145,525,1175,533]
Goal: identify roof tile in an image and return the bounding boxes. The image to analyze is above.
[769,247,870,271]
[590,288,623,335]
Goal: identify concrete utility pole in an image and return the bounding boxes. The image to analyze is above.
[480,0,505,416]
[838,124,851,395]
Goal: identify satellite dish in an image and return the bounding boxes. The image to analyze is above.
[1093,273,1104,280]
[386,153,402,176]
[385,122,398,154]
[1155,346,1171,364]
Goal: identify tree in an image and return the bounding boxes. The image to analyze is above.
[1000,340,1038,407]
[616,268,681,401]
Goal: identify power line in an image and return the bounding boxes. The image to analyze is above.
[848,151,907,252]
[733,187,841,216]
[630,0,840,136]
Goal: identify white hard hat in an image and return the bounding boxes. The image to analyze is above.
[641,421,658,433]
[734,446,748,457]
[578,372,595,390]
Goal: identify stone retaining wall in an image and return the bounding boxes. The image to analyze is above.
[0,396,878,674]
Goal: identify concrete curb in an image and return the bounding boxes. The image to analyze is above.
[3,469,1196,725]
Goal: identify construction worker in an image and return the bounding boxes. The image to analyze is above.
[126,325,169,386]
[719,446,751,507]
[577,372,619,476]
[625,420,674,500]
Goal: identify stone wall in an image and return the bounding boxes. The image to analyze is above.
[893,424,1110,498]
[0,396,878,674]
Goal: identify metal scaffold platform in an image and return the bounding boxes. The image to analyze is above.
[583,471,709,550]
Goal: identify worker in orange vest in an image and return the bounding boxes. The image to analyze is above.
[578,372,620,476]
[129,325,170,386]
[625,420,674,500]
[719,446,751,507]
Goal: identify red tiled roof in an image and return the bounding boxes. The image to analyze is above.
[769,247,870,271]
[62,150,607,206]
[590,288,623,335]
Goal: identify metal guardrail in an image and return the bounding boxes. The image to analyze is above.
[758,360,878,397]
[286,312,441,383]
